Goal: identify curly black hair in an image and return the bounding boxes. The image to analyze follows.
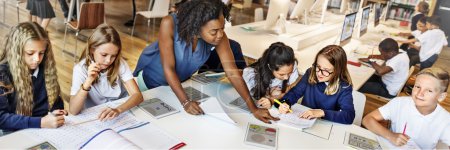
[177,0,230,44]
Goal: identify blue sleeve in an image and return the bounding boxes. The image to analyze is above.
[281,70,309,106]
[0,93,41,130]
[322,85,355,124]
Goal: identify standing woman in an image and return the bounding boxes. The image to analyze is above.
[26,0,55,30]
[134,0,277,123]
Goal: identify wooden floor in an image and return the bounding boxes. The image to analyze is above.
[1,0,449,115]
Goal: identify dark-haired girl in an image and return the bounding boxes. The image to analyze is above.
[243,42,299,109]
[133,0,277,123]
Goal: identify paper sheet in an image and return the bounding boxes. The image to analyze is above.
[200,97,236,124]
[277,104,316,129]
[377,135,421,150]
[302,119,333,140]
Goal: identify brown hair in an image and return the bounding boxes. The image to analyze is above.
[416,67,449,92]
[0,22,60,115]
[417,1,429,14]
[308,45,352,95]
[80,24,122,87]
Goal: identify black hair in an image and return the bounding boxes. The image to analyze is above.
[426,16,441,27]
[418,16,426,24]
[249,42,297,100]
[177,0,230,44]
[379,38,399,53]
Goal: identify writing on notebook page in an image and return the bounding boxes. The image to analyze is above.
[277,104,316,129]
[26,100,143,149]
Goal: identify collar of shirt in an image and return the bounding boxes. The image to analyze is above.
[31,67,39,78]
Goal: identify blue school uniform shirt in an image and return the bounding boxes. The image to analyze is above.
[133,13,214,89]
[0,64,64,131]
[281,68,355,124]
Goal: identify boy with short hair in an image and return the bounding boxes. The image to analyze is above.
[362,67,450,149]
[358,38,410,98]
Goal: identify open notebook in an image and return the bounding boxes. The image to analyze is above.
[80,122,185,150]
[270,104,316,129]
[26,100,184,149]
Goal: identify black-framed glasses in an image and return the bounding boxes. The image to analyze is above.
[313,64,333,77]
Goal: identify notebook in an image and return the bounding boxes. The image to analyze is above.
[276,104,316,129]
[344,132,381,150]
[244,123,278,149]
[139,97,179,119]
[80,122,186,150]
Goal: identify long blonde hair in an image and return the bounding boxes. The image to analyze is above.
[80,24,122,87]
[0,22,60,116]
[308,45,352,95]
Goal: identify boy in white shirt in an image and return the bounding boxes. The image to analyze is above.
[398,17,427,67]
[358,38,410,98]
[401,16,448,70]
[362,67,450,149]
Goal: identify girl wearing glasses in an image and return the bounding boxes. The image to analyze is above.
[243,42,300,109]
[278,45,355,124]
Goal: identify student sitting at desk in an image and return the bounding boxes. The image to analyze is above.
[398,17,427,67]
[358,38,410,98]
[243,42,300,109]
[362,67,450,149]
[400,16,448,70]
[278,45,355,124]
[133,0,278,123]
[69,25,143,121]
[0,22,66,133]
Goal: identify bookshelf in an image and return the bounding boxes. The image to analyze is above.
[387,0,436,22]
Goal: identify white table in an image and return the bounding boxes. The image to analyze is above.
[0,80,380,149]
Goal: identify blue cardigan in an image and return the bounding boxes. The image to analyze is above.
[0,64,64,131]
[281,69,355,124]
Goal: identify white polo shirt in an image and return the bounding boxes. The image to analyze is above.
[71,58,134,108]
[382,50,410,96]
[243,62,299,96]
[417,29,448,62]
[379,96,450,149]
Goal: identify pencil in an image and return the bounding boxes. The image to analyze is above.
[402,122,407,135]
[72,118,98,126]
[273,99,293,113]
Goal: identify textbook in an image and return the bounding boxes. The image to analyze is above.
[344,132,381,150]
[139,97,179,119]
[80,122,186,150]
[244,123,278,149]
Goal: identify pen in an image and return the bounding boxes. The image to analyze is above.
[273,99,292,113]
[402,122,407,135]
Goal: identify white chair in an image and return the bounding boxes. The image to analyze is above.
[254,7,263,22]
[131,0,170,43]
[352,90,366,126]
[2,0,24,24]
